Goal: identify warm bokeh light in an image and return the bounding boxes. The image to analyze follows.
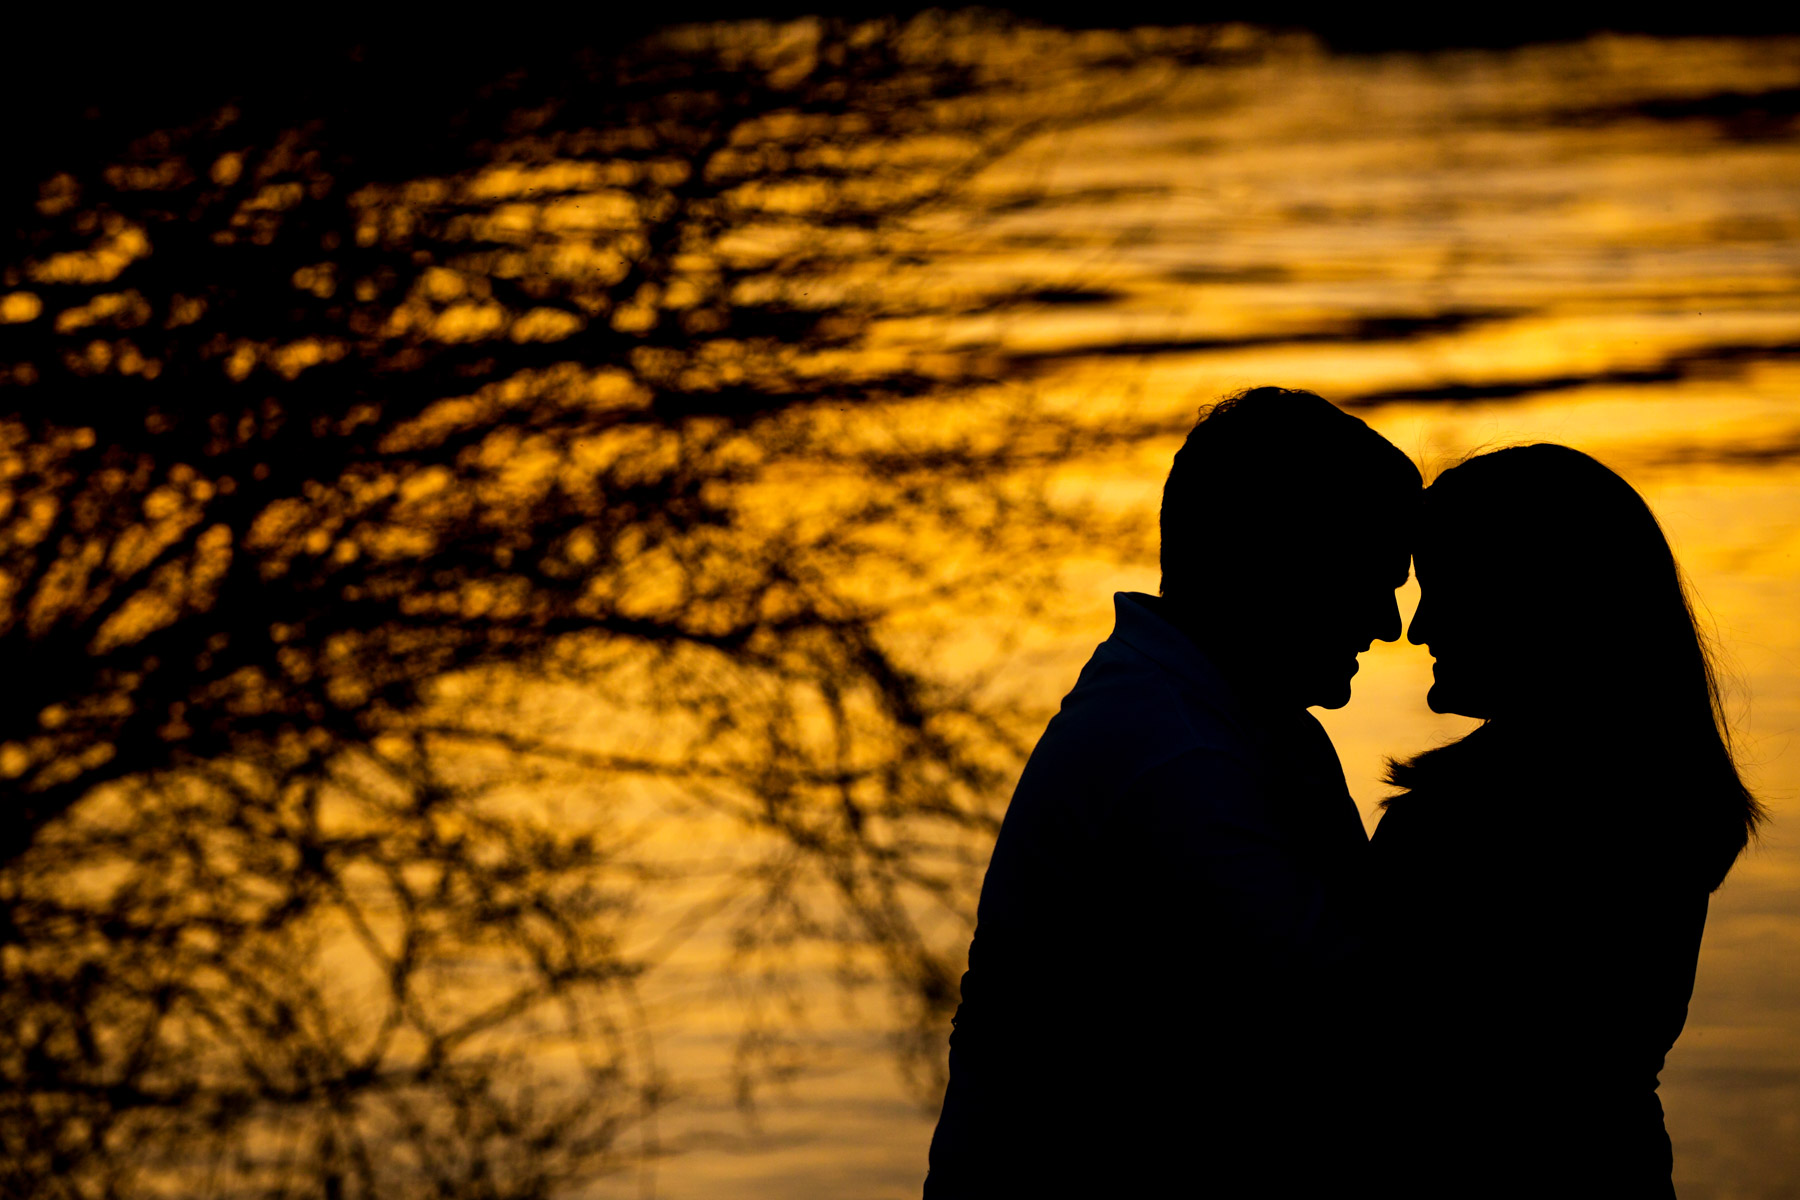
[2,15,1797,1200]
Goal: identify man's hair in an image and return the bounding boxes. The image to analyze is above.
[1159,386,1421,597]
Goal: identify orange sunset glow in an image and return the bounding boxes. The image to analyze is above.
[2,13,1797,1199]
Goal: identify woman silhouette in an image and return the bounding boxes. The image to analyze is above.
[1369,444,1764,1198]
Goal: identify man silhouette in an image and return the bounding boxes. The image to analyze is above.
[923,388,1420,1197]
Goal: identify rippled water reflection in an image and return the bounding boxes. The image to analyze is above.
[602,29,1800,1200]
[8,20,1799,1200]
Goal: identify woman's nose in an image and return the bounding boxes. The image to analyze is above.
[1407,594,1430,646]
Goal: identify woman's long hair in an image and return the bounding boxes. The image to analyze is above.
[1387,443,1764,891]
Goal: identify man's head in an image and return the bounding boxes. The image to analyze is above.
[1160,387,1421,709]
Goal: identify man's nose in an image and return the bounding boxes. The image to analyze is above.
[1369,587,1403,644]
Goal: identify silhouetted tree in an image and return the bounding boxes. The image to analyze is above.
[0,14,1239,1196]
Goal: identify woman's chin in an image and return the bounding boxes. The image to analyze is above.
[1426,682,1485,719]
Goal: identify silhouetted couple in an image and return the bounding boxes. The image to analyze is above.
[922,388,1762,1198]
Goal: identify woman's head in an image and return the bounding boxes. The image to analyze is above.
[1410,444,1687,721]
[1407,442,1763,887]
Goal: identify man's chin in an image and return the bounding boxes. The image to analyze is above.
[1309,679,1355,710]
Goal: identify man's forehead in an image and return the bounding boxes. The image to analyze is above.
[1319,499,1415,544]
[1307,523,1414,572]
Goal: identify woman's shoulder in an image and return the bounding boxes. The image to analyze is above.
[1384,723,1617,812]
[1374,727,1582,871]
[1370,785,1501,868]
[1378,731,1501,820]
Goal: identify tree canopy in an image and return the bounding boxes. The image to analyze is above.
[0,14,1222,1196]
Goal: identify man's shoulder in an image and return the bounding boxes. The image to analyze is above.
[1048,626,1250,768]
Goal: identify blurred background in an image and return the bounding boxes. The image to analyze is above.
[3,9,1797,1198]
